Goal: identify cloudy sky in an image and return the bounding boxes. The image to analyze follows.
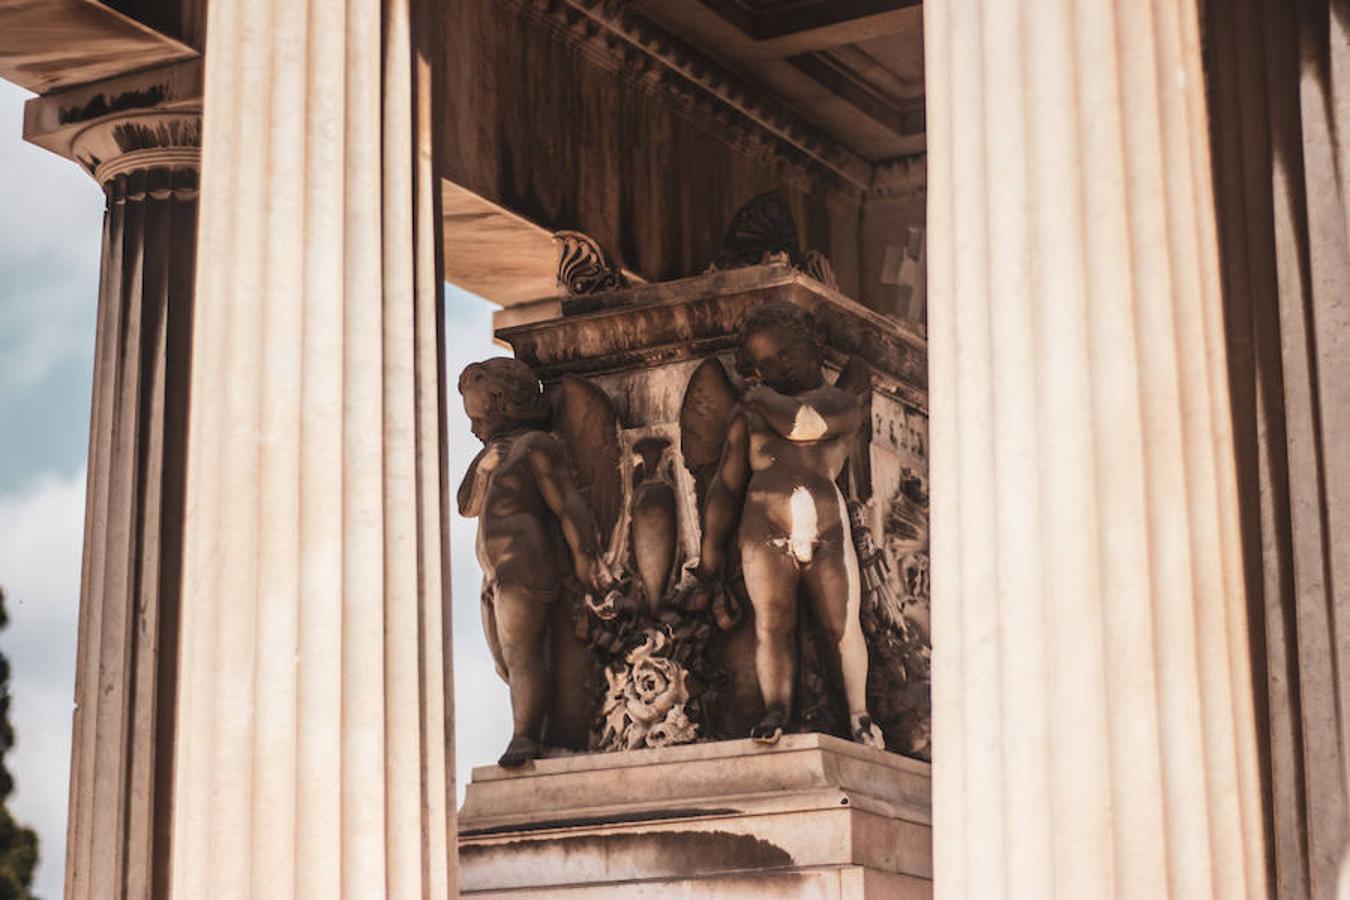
[0,79,510,897]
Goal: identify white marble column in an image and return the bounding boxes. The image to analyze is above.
[925,2,1267,898]
[57,112,200,900]
[169,0,454,897]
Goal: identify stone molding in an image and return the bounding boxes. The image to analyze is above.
[503,0,875,197]
[23,58,202,183]
[459,734,932,896]
[498,264,929,411]
[71,111,202,184]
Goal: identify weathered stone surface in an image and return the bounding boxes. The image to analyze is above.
[0,1,195,94]
[1206,1,1350,895]
[500,264,927,407]
[460,867,932,899]
[497,265,931,758]
[458,734,931,898]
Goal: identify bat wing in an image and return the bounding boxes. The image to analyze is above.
[679,357,740,516]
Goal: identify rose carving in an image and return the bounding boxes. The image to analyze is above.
[625,654,687,726]
[593,629,700,751]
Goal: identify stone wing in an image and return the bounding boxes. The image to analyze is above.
[553,374,624,553]
[834,355,873,502]
[679,357,740,516]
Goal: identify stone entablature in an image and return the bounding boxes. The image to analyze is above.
[501,264,928,412]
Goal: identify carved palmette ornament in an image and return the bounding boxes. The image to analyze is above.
[555,229,630,296]
[707,191,839,290]
[710,190,802,269]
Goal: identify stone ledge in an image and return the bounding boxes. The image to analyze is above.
[458,734,932,897]
[462,864,932,899]
[496,264,928,409]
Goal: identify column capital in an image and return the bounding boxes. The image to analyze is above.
[71,111,201,185]
[23,58,201,184]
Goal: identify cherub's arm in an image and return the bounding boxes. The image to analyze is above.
[744,384,860,442]
[458,443,503,517]
[527,434,603,585]
[699,412,751,577]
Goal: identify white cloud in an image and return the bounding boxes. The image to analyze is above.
[0,81,103,393]
[0,83,102,268]
[0,468,85,900]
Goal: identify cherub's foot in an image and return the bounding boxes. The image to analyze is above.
[750,710,786,744]
[851,713,885,750]
[498,734,541,769]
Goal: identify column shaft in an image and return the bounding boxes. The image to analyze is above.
[65,166,198,900]
[926,2,1266,897]
[169,0,453,897]
[1205,1,1350,896]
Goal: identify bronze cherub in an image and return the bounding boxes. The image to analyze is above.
[681,302,884,748]
[458,358,616,767]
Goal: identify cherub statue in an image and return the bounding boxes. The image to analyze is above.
[681,302,885,748]
[458,359,618,767]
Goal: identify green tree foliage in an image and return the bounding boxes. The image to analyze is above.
[0,588,37,900]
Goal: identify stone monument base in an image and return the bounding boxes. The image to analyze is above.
[457,734,932,898]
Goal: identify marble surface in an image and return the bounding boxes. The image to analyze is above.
[459,734,931,898]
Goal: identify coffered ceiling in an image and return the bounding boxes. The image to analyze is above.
[635,0,925,160]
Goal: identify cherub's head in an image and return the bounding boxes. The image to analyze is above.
[735,301,824,394]
[458,358,550,441]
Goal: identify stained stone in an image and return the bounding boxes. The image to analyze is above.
[458,734,931,898]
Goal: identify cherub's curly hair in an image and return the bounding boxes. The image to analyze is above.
[735,301,823,377]
[458,358,551,428]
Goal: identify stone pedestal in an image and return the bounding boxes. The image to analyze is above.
[459,734,931,898]
[499,264,932,755]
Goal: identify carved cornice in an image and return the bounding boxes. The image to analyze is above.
[500,265,929,411]
[503,0,874,197]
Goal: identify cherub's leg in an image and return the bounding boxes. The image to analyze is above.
[802,538,885,749]
[480,589,509,682]
[740,531,801,743]
[492,581,553,767]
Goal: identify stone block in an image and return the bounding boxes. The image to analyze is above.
[459,734,931,898]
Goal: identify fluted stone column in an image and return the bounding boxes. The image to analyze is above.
[58,112,200,900]
[169,0,453,897]
[925,3,1267,898]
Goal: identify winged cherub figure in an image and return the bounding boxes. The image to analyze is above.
[458,359,612,768]
[690,302,884,748]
